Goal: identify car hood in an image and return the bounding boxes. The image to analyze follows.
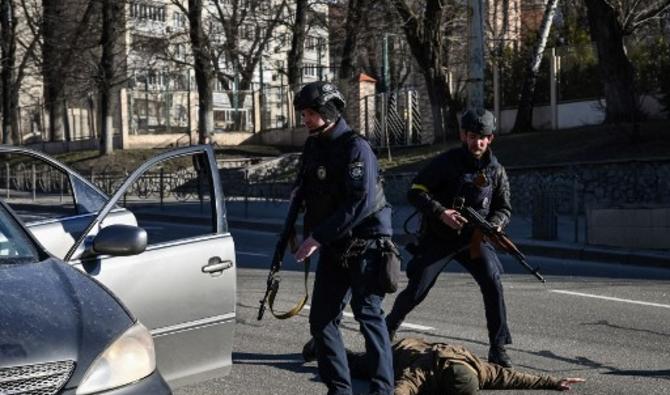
[0,258,133,372]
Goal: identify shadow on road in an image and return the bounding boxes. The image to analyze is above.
[233,352,315,375]
[232,352,372,391]
[604,369,670,379]
[581,320,670,338]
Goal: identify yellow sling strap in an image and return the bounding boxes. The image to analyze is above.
[267,257,310,320]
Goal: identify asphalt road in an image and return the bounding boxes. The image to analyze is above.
[171,227,670,395]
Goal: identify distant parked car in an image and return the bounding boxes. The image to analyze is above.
[0,145,237,389]
[0,198,171,394]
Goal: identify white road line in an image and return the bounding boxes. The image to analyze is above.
[304,305,435,331]
[237,251,270,257]
[551,290,670,309]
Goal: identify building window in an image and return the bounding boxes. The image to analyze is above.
[305,36,320,51]
[303,63,317,77]
[131,2,166,22]
[173,12,186,28]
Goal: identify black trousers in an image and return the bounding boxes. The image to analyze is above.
[386,237,512,347]
[310,243,394,395]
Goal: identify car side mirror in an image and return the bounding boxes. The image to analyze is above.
[92,224,147,257]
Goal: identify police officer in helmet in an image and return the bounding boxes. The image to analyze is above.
[292,81,394,395]
[385,108,515,368]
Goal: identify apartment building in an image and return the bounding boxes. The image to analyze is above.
[123,0,331,136]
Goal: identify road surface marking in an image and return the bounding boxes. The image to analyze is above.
[551,290,670,309]
[237,251,270,257]
[304,305,435,331]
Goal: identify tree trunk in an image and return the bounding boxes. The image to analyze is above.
[392,0,458,142]
[287,0,308,91]
[42,0,66,141]
[512,0,560,134]
[1,0,16,144]
[188,0,214,143]
[99,0,121,155]
[584,0,639,125]
[338,0,368,82]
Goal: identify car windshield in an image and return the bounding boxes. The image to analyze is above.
[0,206,39,264]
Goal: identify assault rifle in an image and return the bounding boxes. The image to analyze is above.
[453,197,546,283]
[257,192,308,320]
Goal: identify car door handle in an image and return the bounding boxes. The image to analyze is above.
[202,257,233,274]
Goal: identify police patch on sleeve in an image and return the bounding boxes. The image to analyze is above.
[348,162,365,181]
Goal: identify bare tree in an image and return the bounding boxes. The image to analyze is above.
[42,0,97,142]
[584,0,670,125]
[338,0,369,82]
[1,0,17,144]
[189,0,214,143]
[390,0,462,142]
[1,0,40,145]
[210,0,288,102]
[511,0,560,134]
[286,0,308,91]
[486,0,511,59]
[328,1,412,91]
[98,0,123,155]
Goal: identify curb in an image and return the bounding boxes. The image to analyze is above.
[136,212,670,269]
[226,217,670,269]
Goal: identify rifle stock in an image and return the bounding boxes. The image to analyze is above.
[455,200,546,283]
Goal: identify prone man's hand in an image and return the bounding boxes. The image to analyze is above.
[295,236,321,262]
[440,209,468,230]
[557,377,586,391]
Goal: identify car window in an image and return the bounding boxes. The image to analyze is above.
[0,152,108,224]
[114,152,215,245]
[0,153,80,223]
[0,206,39,263]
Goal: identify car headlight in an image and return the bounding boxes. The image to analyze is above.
[76,322,156,395]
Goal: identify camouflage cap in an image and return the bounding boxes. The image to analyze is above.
[460,109,496,135]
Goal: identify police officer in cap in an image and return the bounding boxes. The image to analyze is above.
[292,81,394,395]
[385,108,515,368]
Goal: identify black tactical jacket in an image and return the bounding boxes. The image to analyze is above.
[295,118,392,245]
[408,145,511,242]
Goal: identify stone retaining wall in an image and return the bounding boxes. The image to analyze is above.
[221,156,670,220]
[381,158,670,217]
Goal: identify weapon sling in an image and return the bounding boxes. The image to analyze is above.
[264,257,310,320]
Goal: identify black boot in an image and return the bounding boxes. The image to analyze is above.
[301,337,317,363]
[385,318,399,342]
[488,345,512,368]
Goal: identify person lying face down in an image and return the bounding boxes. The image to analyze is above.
[346,337,585,395]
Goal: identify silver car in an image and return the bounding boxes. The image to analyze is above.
[0,145,237,389]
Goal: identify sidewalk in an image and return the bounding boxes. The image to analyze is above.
[222,200,670,268]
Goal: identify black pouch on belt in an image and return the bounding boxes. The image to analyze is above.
[377,238,402,293]
[340,238,370,269]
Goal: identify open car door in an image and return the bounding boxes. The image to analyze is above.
[63,145,236,388]
[0,145,134,258]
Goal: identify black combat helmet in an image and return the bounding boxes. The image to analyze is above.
[461,109,496,136]
[294,81,345,124]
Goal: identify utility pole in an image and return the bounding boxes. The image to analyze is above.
[467,0,485,112]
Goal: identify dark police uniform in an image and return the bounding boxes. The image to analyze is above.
[385,143,513,351]
[296,117,394,395]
